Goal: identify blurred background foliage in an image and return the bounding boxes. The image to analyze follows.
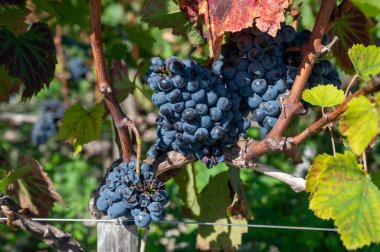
[1,0,380,251]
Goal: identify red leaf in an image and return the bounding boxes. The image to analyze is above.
[179,0,288,58]
[9,156,64,217]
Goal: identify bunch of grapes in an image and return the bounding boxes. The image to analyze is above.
[212,24,341,131]
[31,100,66,146]
[96,160,168,227]
[68,58,88,81]
[146,56,249,168]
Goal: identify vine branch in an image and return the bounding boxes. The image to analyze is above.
[90,0,136,162]
[0,196,84,252]
[245,0,337,160]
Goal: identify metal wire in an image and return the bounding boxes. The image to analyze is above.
[0,217,337,232]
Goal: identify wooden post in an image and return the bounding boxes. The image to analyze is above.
[97,219,138,252]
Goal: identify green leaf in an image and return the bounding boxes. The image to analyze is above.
[351,0,380,17]
[0,2,29,33]
[59,103,105,147]
[0,166,32,190]
[371,170,380,190]
[123,24,156,54]
[0,22,56,98]
[339,95,380,155]
[196,171,247,251]
[31,0,89,29]
[141,0,202,45]
[302,85,344,107]
[174,164,200,217]
[348,45,380,81]
[306,151,380,250]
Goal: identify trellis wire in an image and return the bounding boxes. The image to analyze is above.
[0,217,337,232]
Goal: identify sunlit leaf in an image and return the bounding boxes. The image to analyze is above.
[179,0,288,57]
[306,151,380,250]
[196,171,247,251]
[339,95,380,155]
[59,103,105,147]
[0,22,56,98]
[348,45,380,81]
[302,85,344,107]
[351,0,380,17]
[142,0,202,45]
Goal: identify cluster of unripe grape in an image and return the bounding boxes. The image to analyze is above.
[96,160,168,227]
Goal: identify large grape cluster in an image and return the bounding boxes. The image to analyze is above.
[146,56,249,168]
[96,160,168,227]
[213,24,341,131]
[31,100,66,146]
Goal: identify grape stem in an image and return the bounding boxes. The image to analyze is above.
[90,0,137,162]
[344,74,360,98]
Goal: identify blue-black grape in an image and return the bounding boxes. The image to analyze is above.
[96,160,167,228]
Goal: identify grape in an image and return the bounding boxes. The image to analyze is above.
[264,100,281,116]
[183,122,198,134]
[191,89,206,102]
[149,57,165,72]
[134,211,151,227]
[248,62,265,78]
[96,197,110,212]
[172,102,185,113]
[235,71,253,86]
[159,103,173,116]
[201,116,212,128]
[195,103,208,115]
[234,58,250,71]
[195,128,209,141]
[210,107,222,121]
[68,58,88,81]
[216,97,231,111]
[212,60,224,75]
[253,108,266,122]
[221,64,236,79]
[253,34,272,49]
[186,80,199,92]
[281,25,296,43]
[211,126,225,139]
[247,48,264,61]
[152,92,167,106]
[263,116,278,129]
[206,91,219,106]
[185,100,196,109]
[237,34,254,51]
[262,86,278,101]
[172,75,186,88]
[182,92,191,100]
[158,76,173,91]
[182,108,198,122]
[251,79,268,93]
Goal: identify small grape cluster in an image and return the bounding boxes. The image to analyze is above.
[68,58,89,81]
[96,160,168,227]
[31,100,66,146]
[146,56,249,167]
[213,24,341,131]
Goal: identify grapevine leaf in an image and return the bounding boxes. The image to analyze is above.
[302,85,344,107]
[10,156,64,217]
[0,22,56,98]
[141,0,202,45]
[179,0,288,57]
[174,164,200,217]
[0,65,21,102]
[306,152,380,250]
[0,1,29,33]
[31,0,90,28]
[123,24,155,54]
[196,171,247,251]
[348,45,380,81]
[59,103,105,147]
[350,0,380,17]
[0,166,31,190]
[327,3,371,73]
[339,95,380,155]
[371,171,380,190]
